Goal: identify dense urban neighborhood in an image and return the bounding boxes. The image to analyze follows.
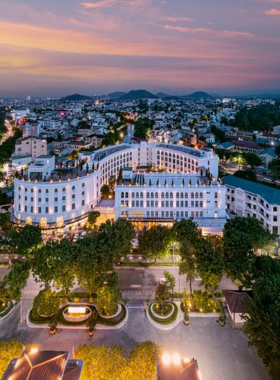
[1,93,280,380]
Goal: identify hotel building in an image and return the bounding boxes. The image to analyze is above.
[12,142,226,234]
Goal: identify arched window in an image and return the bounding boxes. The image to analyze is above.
[62,187,66,192]
[72,186,75,191]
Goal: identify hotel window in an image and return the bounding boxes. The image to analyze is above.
[46,198,49,203]
[215,201,218,207]
[31,207,33,213]
[82,200,85,206]
[55,197,58,202]
[176,201,179,207]
[54,206,58,213]
[185,201,188,207]
[181,201,184,207]
[215,192,218,199]
[55,189,58,193]
[72,203,75,210]
[214,211,218,218]
[45,207,49,213]
[62,205,66,212]
[46,189,49,194]
[38,207,41,213]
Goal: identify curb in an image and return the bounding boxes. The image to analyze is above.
[146,302,183,331]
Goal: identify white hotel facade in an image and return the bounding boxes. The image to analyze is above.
[12,142,226,234]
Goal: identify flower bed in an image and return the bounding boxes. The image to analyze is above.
[63,306,92,322]
[148,302,178,325]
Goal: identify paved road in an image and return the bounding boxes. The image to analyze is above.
[116,267,236,300]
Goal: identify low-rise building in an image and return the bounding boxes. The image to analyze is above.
[13,136,47,160]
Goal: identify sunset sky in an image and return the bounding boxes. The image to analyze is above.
[1,0,280,97]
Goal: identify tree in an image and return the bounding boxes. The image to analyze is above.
[234,170,257,182]
[155,283,169,311]
[77,344,127,380]
[33,288,60,317]
[223,217,275,286]
[75,233,114,295]
[52,240,76,297]
[196,235,224,290]
[17,225,42,256]
[111,219,134,261]
[268,158,280,179]
[242,153,262,169]
[0,212,11,231]
[138,226,171,263]
[3,262,30,299]
[243,274,280,380]
[87,211,101,226]
[164,270,175,293]
[127,341,161,380]
[172,219,202,294]
[101,184,110,199]
[31,242,57,288]
[0,340,23,378]
[96,272,121,316]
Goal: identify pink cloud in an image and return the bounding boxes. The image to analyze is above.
[163,25,254,38]
[264,8,280,16]
[81,0,144,9]
[165,17,195,22]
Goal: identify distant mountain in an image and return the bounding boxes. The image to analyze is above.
[107,92,126,99]
[63,94,92,101]
[156,92,179,100]
[120,90,157,100]
[182,91,213,99]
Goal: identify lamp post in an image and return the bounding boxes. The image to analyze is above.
[20,297,23,324]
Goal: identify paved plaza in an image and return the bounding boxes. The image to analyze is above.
[1,305,269,380]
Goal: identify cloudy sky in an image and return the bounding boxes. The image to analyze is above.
[1,0,280,97]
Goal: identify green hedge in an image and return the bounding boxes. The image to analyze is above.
[29,303,126,327]
[148,302,178,325]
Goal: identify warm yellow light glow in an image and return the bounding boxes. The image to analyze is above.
[172,353,181,365]
[162,353,171,365]
[183,357,191,363]
[30,347,38,354]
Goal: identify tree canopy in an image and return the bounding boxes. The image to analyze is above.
[138,225,172,263]
[0,340,23,378]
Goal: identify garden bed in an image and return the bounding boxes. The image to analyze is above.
[151,303,174,318]
[148,302,178,325]
[29,303,126,327]
[0,301,14,318]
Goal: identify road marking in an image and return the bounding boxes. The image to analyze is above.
[130,285,142,288]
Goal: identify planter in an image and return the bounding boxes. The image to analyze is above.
[88,328,94,337]
[218,320,225,326]
[97,304,122,319]
[50,328,56,335]
[183,319,189,326]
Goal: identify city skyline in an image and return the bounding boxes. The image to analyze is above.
[1,0,280,97]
